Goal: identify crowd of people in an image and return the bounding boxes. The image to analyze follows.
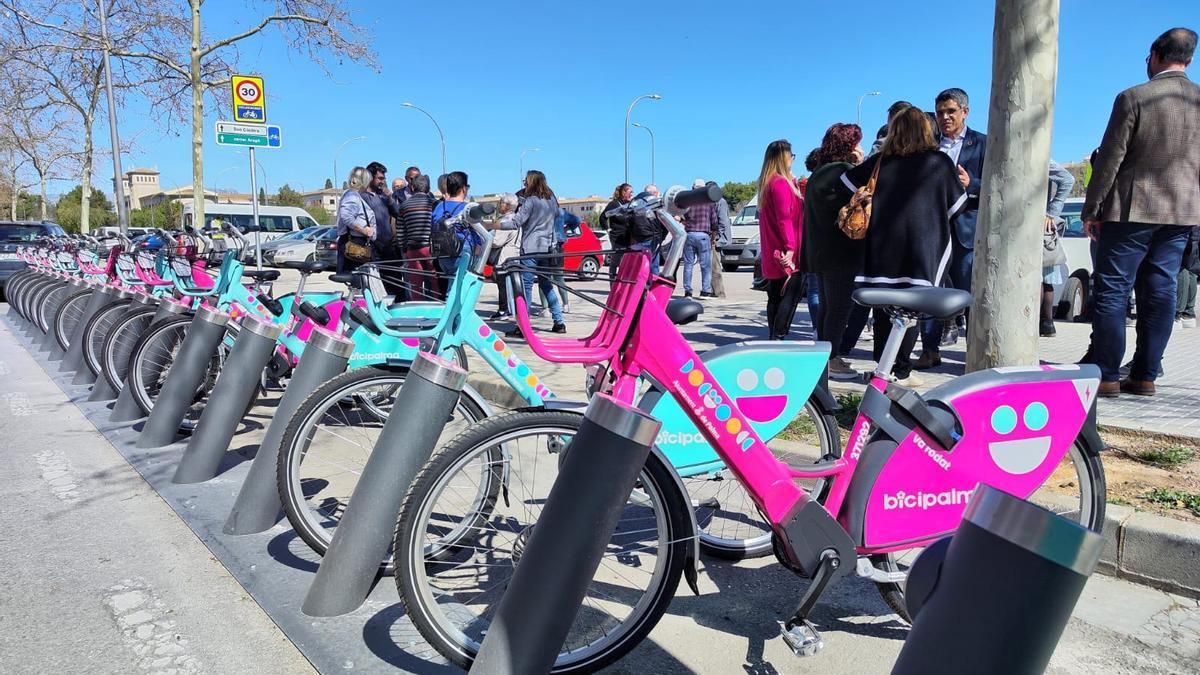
[328,27,1198,398]
[750,26,1198,393]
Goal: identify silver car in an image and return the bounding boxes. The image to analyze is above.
[256,226,330,266]
[1050,198,1092,321]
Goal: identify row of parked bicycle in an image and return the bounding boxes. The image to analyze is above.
[5,184,1108,672]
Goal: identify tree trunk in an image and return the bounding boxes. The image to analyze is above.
[80,125,94,233]
[38,174,48,220]
[966,0,1059,371]
[189,0,205,229]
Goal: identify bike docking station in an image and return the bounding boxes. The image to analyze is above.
[73,287,138,387]
[87,292,158,402]
[302,351,468,617]
[173,314,282,484]
[59,282,116,375]
[892,484,1103,675]
[109,298,191,423]
[471,394,662,675]
[224,326,353,535]
[136,304,230,449]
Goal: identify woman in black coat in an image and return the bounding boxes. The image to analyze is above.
[837,107,967,383]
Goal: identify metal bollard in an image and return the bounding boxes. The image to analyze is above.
[59,284,116,374]
[88,293,158,402]
[42,279,83,357]
[470,394,661,675]
[891,484,1104,675]
[223,327,353,535]
[109,299,192,423]
[72,288,139,386]
[136,304,230,448]
[302,352,467,617]
[173,315,282,483]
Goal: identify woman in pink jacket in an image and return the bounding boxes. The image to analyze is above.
[756,139,805,339]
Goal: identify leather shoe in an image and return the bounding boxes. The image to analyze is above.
[1097,381,1121,398]
[914,350,941,370]
[1120,378,1155,396]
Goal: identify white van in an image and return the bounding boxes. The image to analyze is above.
[719,195,760,271]
[181,203,322,243]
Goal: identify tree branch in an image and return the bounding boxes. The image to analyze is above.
[200,13,325,57]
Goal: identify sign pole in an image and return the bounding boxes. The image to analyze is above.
[249,146,262,270]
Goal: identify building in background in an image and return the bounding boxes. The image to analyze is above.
[119,168,161,211]
[560,195,608,219]
[302,188,342,217]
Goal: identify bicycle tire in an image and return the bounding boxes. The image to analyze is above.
[871,435,1106,622]
[15,274,48,321]
[28,278,60,331]
[126,315,233,417]
[83,299,133,377]
[393,409,690,673]
[275,364,488,573]
[688,398,840,560]
[101,306,159,392]
[36,282,69,333]
[53,288,94,350]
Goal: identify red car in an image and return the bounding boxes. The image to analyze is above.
[485,221,605,280]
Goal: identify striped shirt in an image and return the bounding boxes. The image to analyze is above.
[397,194,435,249]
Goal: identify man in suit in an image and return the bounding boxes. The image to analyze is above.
[915,87,987,369]
[1085,27,1200,398]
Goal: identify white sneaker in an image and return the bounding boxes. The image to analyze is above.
[894,371,924,387]
[1184,318,1198,329]
[1176,319,1185,330]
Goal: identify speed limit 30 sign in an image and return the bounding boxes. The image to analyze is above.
[231,74,266,124]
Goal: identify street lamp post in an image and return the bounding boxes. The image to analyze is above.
[624,93,661,184]
[333,136,367,189]
[402,102,447,176]
[631,123,655,186]
[520,148,541,180]
[857,91,882,126]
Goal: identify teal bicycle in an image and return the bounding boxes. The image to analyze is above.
[273,203,839,570]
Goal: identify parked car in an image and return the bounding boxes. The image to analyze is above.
[244,225,324,263]
[0,221,67,296]
[313,228,339,270]
[484,220,605,280]
[1050,197,1093,321]
[263,226,333,267]
[719,196,761,271]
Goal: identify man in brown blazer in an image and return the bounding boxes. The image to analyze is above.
[1084,27,1200,398]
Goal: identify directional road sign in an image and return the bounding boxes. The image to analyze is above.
[231,75,266,124]
[214,121,282,148]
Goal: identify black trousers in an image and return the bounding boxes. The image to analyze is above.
[766,273,804,339]
[817,268,859,354]
[872,308,919,378]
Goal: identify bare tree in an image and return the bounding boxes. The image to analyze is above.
[966,0,1060,369]
[0,0,169,231]
[66,0,375,227]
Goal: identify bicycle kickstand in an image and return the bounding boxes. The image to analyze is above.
[779,548,842,657]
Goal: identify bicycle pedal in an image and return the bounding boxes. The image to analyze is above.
[779,620,823,657]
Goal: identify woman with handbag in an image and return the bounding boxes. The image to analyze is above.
[497,170,566,337]
[756,139,805,340]
[836,107,967,383]
[1040,160,1076,337]
[335,166,377,274]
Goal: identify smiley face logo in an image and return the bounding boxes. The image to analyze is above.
[987,402,1053,474]
[733,367,788,424]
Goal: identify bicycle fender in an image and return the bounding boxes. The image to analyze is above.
[1078,402,1106,458]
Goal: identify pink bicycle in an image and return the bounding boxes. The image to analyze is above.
[390,186,1106,672]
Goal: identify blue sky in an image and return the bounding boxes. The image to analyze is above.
[99,0,1198,200]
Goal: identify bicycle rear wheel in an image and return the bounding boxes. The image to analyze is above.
[872,436,1106,622]
[394,409,691,673]
[275,364,487,572]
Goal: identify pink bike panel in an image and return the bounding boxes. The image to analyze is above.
[859,375,1099,549]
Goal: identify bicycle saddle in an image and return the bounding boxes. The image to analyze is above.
[244,269,280,282]
[329,273,355,285]
[281,260,326,274]
[852,287,972,319]
[666,298,703,326]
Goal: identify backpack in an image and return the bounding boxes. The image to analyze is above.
[430,199,464,258]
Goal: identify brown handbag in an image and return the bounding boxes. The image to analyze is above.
[837,157,882,240]
[343,238,373,263]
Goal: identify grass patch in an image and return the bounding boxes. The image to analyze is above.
[1109,497,1132,507]
[834,392,862,431]
[1142,488,1200,516]
[1133,444,1196,468]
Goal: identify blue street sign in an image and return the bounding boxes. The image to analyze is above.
[267,125,282,148]
[236,105,264,121]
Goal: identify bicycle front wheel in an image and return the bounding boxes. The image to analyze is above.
[127,315,233,417]
[275,365,487,572]
[394,409,691,673]
[101,306,159,392]
[52,288,92,348]
[83,299,133,377]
